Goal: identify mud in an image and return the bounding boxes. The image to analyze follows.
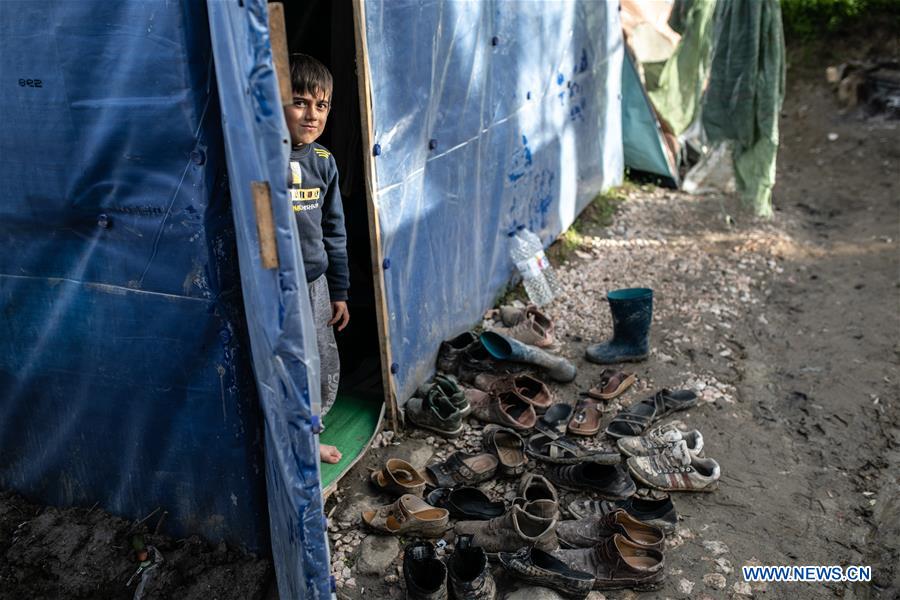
[0,491,273,600]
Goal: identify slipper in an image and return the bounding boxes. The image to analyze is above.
[605,388,698,439]
[425,452,499,489]
[534,403,574,439]
[370,458,426,497]
[526,433,620,465]
[586,369,636,401]
[482,425,528,477]
[567,401,603,437]
[362,494,449,536]
[426,487,505,520]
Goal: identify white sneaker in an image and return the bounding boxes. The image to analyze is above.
[616,423,704,458]
[627,440,720,492]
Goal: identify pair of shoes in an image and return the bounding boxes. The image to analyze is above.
[605,388,698,439]
[407,384,466,437]
[404,535,496,600]
[552,534,665,591]
[556,509,665,551]
[545,462,636,500]
[526,432,620,465]
[486,304,556,349]
[465,388,536,431]
[627,438,720,492]
[473,373,553,413]
[481,425,527,477]
[417,374,471,417]
[362,494,449,537]
[617,423,703,458]
[567,495,678,534]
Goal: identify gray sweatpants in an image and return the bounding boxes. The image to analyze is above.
[308,274,340,416]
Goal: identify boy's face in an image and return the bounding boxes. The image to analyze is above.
[284,88,331,145]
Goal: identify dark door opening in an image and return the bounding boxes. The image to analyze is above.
[277,0,385,472]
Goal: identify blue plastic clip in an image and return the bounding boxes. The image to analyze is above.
[390,362,399,375]
[428,138,438,150]
[330,575,337,593]
[373,143,382,156]
[491,36,499,46]
[97,214,110,229]
[382,258,391,270]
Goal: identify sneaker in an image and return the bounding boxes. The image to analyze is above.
[403,541,448,600]
[436,332,479,375]
[566,495,678,534]
[617,424,703,458]
[626,440,720,492]
[545,463,636,500]
[418,374,471,417]
[406,394,463,437]
[447,534,496,600]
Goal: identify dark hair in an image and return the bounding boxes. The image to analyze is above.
[289,53,333,98]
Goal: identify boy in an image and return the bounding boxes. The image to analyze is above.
[284,54,349,464]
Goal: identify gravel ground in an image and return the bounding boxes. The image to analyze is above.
[325,49,899,600]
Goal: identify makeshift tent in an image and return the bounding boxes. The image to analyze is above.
[1,1,624,598]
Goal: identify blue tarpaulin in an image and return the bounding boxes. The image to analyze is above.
[0,1,624,598]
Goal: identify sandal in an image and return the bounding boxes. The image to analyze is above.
[605,388,698,439]
[586,369,636,401]
[370,458,427,497]
[426,487,505,520]
[362,494,449,536]
[468,388,537,431]
[526,433,620,465]
[473,374,553,412]
[535,403,574,438]
[482,425,528,477]
[567,401,603,436]
[425,452,499,489]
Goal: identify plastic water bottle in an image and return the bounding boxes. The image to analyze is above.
[509,227,561,306]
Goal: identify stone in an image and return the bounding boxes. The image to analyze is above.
[733,581,753,596]
[715,557,734,574]
[585,593,607,600]
[356,535,400,575]
[703,572,727,590]
[678,578,694,594]
[332,493,372,525]
[702,540,730,556]
[341,567,351,579]
[506,585,567,600]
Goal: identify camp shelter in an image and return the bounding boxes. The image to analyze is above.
[0,0,623,597]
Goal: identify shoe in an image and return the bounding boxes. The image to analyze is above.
[426,487,505,521]
[552,534,665,591]
[480,331,576,383]
[498,304,555,333]
[585,288,653,364]
[488,314,554,348]
[626,440,720,492]
[604,388,698,439]
[419,374,471,418]
[467,388,536,431]
[498,546,594,599]
[556,510,664,550]
[404,541,448,600]
[426,452,498,489]
[546,463,636,500]
[617,424,703,458]
[534,404,575,438]
[406,394,463,437]
[585,369,636,400]
[567,496,678,534]
[454,502,558,554]
[362,494,449,537]
[437,332,479,375]
[447,534,496,600]
[526,433,621,465]
[457,342,519,384]
[518,473,559,506]
[370,458,427,497]
[482,425,527,477]
[473,373,553,413]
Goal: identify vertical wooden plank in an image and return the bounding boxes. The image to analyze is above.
[251,181,279,269]
[267,2,292,106]
[352,0,400,431]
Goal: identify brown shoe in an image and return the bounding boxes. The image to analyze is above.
[488,314,554,348]
[467,388,536,431]
[362,494,450,537]
[454,502,558,555]
[552,534,664,591]
[473,373,553,412]
[557,509,665,550]
[370,458,426,497]
[498,305,555,337]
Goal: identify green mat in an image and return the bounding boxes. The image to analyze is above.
[319,392,384,491]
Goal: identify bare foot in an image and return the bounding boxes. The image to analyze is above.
[320,444,342,464]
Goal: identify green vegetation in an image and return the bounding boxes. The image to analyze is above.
[547,184,633,264]
[781,0,899,39]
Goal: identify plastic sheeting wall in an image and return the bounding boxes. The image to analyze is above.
[365,1,624,404]
[0,1,271,551]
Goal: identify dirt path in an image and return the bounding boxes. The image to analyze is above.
[326,55,899,599]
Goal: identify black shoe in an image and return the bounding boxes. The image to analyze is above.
[437,332,479,375]
[404,541,448,600]
[426,487,505,521]
[546,463,636,500]
[447,535,496,600]
[498,546,595,599]
[567,495,677,534]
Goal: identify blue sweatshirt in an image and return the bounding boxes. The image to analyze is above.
[289,142,349,301]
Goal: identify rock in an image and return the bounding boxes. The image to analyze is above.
[702,540,730,556]
[332,493,372,525]
[703,572,727,590]
[506,585,567,600]
[678,578,695,594]
[341,566,351,579]
[356,535,400,575]
[585,593,607,600]
[393,438,434,468]
[715,557,733,574]
[344,578,356,588]
[733,580,753,596]
[384,574,399,584]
